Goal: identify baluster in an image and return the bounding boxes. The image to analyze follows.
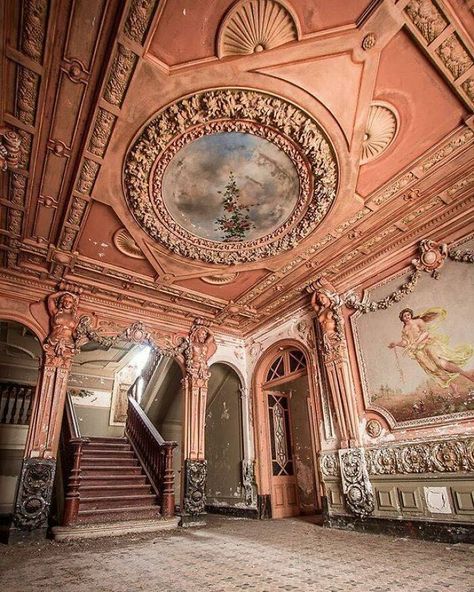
[25,388,33,424]
[1,385,12,423]
[0,385,5,423]
[17,387,27,424]
[9,386,19,424]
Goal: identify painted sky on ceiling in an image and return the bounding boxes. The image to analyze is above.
[162,132,300,242]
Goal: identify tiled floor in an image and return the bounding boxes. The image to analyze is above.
[1,516,473,592]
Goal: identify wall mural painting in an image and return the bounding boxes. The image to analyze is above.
[162,132,300,242]
[353,257,474,424]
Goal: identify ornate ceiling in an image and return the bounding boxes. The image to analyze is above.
[0,0,473,335]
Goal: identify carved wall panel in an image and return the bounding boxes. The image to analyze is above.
[401,0,474,110]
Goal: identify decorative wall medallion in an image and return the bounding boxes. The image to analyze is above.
[366,418,382,438]
[360,102,398,164]
[124,88,338,264]
[218,0,299,58]
[113,228,145,259]
[202,272,239,285]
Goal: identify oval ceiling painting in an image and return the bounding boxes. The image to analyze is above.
[162,132,300,243]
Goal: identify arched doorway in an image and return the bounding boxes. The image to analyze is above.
[205,363,244,512]
[0,320,41,518]
[254,343,321,519]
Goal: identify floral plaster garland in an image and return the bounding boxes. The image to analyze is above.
[448,248,474,263]
[343,239,473,314]
[343,269,421,314]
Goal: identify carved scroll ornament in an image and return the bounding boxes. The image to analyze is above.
[338,448,374,518]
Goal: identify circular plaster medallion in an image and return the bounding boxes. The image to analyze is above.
[123,88,338,264]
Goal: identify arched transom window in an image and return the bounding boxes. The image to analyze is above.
[264,348,307,385]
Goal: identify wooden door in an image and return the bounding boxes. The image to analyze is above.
[267,391,299,518]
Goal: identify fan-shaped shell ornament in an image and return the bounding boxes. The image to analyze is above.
[361,102,398,164]
[113,228,145,259]
[218,0,299,58]
[202,273,239,285]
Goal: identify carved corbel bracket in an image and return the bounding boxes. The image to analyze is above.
[0,127,22,172]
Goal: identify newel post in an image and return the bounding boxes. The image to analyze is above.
[63,438,88,526]
[12,284,83,537]
[308,278,374,518]
[180,318,216,525]
[161,442,178,518]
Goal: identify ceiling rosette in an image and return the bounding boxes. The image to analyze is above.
[123,88,338,264]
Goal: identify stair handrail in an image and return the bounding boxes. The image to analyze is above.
[61,392,89,526]
[125,395,177,518]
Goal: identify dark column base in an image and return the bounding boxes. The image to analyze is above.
[0,514,48,544]
[12,458,56,534]
[180,459,207,527]
[325,513,474,544]
[179,512,207,528]
[257,494,272,519]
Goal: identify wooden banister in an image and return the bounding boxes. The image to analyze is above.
[61,392,89,526]
[125,395,177,518]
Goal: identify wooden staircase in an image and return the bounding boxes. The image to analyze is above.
[75,436,161,524]
[60,393,177,531]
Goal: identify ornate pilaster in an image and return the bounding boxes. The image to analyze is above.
[181,319,216,523]
[13,284,83,535]
[338,447,374,518]
[308,278,360,447]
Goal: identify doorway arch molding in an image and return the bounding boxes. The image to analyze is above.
[251,338,323,503]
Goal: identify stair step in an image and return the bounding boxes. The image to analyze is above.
[84,443,131,450]
[80,466,143,476]
[80,484,153,497]
[77,505,161,524]
[87,437,128,443]
[81,456,138,467]
[80,494,157,511]
[82,450,134,458]
[80,475,148,486]
[52,518,180,541]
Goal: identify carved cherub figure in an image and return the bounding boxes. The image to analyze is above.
[45,289,80,360]
[187,320,216,383]
[310,279,344,356]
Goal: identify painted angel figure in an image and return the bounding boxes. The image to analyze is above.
[388,307,474,390]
